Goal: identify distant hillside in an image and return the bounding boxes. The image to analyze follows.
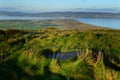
[47,19,108,30]
[0,11,120,19]
[0,19,108,30]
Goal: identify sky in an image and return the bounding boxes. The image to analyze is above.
[0,0,120,12]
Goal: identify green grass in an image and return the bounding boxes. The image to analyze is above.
[0,20,120,80]
[0,19,106,30]
[0,20,59,30]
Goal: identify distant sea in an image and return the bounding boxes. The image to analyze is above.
[0,15,120,29]
[75,18,120,29]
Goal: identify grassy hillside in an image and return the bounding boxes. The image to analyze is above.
[0,19,107,30]
[0,20,120,80]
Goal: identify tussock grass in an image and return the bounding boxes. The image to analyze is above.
[0,27,120,80]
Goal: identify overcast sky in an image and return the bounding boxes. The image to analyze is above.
[0,0,120,12]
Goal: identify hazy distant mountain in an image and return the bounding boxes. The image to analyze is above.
[68,8,120,13]
[0,7,120,13]
[0,10,120,19]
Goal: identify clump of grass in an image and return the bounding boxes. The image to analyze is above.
[94,51,120,80]
[49,59,61,74]
[105,67,120,80]
[60,48,94,80]
[17,50,46,76]
[94,51,106,80]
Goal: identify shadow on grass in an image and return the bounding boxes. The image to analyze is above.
[0,57,70,80]
[103,53,120,71]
